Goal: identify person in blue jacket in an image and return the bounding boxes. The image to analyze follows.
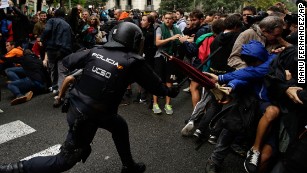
[204,40,280,173]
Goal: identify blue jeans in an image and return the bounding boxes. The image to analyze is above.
[6,67,46,97]
[7,77,36,97]
[5,67,25,81]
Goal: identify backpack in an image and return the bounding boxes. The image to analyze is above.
[196,33,215,63]
[198,36,215,62]
[210,92,261,134]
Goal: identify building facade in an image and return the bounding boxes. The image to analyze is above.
[106,0,161,11]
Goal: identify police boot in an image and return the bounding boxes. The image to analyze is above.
[121,162,146,173]
[0,161,24,173]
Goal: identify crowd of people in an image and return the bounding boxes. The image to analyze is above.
[0,0,306,173]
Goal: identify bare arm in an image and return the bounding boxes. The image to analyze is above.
[57,75,76,99]
[155,34,181,47]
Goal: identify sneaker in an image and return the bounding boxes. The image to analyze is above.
[139,99,147,104]
[11,96,27,106]
[25,91,33,101]
[133,98,147,104]
[193,129,202,138]
[205,159,218,173]
[0,108,3,113]
[52,90,59,96]
[244,148,260,173]
[121,162,146,173]
[152,104,162,114]
[208,135,218,145]
[181,121,195,136]
[164,104,173,115]
[182,86,190,92]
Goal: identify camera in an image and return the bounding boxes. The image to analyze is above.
[246,11,268,25]
[284,14,298,25]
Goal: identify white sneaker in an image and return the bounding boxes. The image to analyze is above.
[182,87,190,92]
[181,121,194,136]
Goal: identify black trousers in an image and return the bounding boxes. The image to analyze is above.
[22,106,134,173]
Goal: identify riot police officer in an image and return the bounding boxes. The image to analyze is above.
[0,22,179,173]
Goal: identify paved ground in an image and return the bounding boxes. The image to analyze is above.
[0,82,246,173]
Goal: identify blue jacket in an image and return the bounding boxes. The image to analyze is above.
[218,40,277,101]
[41,17,72,53]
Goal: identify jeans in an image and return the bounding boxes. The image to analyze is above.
[5,67,25,81]
[47,50,69,90]
[6,67,45,97]
[7,77,35,97]
[197,91,223,137]
[209,128,238,166]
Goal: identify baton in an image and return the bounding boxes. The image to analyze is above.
[161,46,222,87]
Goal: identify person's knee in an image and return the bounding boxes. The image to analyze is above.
[260,144,273,166]
[60,141,92,167]
[264,106,280,122]
[5,68,11,75]
[112,115,129,133]
[190,81,199,90]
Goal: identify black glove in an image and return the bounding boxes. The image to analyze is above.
[167,85,180,98]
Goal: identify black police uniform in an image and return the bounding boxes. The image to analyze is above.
[17,46,176,173]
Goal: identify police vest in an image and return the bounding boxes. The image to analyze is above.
[75,47,142,101]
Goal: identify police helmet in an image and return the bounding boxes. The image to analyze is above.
[103,22,144,52]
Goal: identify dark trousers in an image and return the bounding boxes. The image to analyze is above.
[197,92,223,137]
[47,50,69,89]
[209,128,237,166]
[22,106,134,173]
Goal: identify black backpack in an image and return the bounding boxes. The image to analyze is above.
[210,92,261,134]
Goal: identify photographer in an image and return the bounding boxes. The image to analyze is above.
[283,14,298,45]
[246,11,268,27]
[241,6,257,30]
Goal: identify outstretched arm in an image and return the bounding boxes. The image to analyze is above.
[219,55,276,84]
